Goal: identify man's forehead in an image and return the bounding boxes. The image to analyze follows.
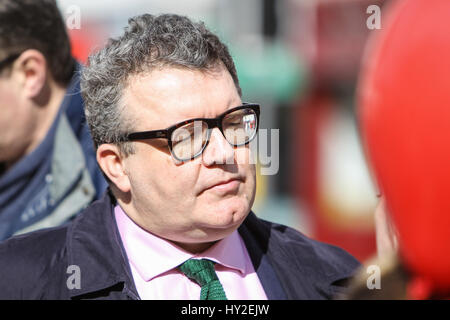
[122,67,240,128]
[126,66,229,93]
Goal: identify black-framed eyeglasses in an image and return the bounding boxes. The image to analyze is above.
[119,103,260,162]
[0,53,20,72]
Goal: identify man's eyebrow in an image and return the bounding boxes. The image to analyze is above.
[227,97,243,109]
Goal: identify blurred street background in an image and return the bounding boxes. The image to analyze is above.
[60,0,390,262]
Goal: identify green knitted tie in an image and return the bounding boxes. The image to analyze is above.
[178,259,227,300]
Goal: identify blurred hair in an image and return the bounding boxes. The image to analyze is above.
[81,13,241,156]
[0,0,75,85]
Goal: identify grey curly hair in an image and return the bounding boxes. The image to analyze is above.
[81,13,241,156]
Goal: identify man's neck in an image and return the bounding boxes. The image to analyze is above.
[29,83,66,152]
[116,196,218,254]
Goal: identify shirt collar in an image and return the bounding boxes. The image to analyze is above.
[114,204,248,282]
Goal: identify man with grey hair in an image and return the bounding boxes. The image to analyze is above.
[0,13,359,300]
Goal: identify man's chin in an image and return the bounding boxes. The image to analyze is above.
[201,206,250,231]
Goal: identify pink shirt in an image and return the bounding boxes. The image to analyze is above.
[114,205,268,300]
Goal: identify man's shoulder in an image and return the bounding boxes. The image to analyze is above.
[244,212,360,268]
[0,225,69,299]
[241,212,361,298]
[266,218,359,269]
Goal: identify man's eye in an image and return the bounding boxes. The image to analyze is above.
[173,134,192,144]
[226,117,242,124]
[175,130,193,140]
[225,113,243,123]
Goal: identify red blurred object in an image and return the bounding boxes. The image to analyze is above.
[407,276,433,300]
[69,23,106,64]
[358,0,450,294]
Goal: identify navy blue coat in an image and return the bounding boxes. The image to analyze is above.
[0,190,360,299]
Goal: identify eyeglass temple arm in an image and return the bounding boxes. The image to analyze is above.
[123,130,168,142]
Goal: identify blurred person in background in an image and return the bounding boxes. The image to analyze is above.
[0,13,359,300]
[0,0,107,240]
[343,0,450,299]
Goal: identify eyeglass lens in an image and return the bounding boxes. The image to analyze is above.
[170,107,258,161]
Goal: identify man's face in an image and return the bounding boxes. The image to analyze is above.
[0,64,35,166]
[121,67,257,250]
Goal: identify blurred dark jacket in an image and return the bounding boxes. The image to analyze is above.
[0,190,360,299]
[0,66,107,240]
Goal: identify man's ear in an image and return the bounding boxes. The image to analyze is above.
[14,49,48,99]
[97,144,131,193]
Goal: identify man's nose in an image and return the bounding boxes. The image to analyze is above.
[201,127,235,166]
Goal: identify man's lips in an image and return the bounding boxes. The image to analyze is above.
[202,178,242,194]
